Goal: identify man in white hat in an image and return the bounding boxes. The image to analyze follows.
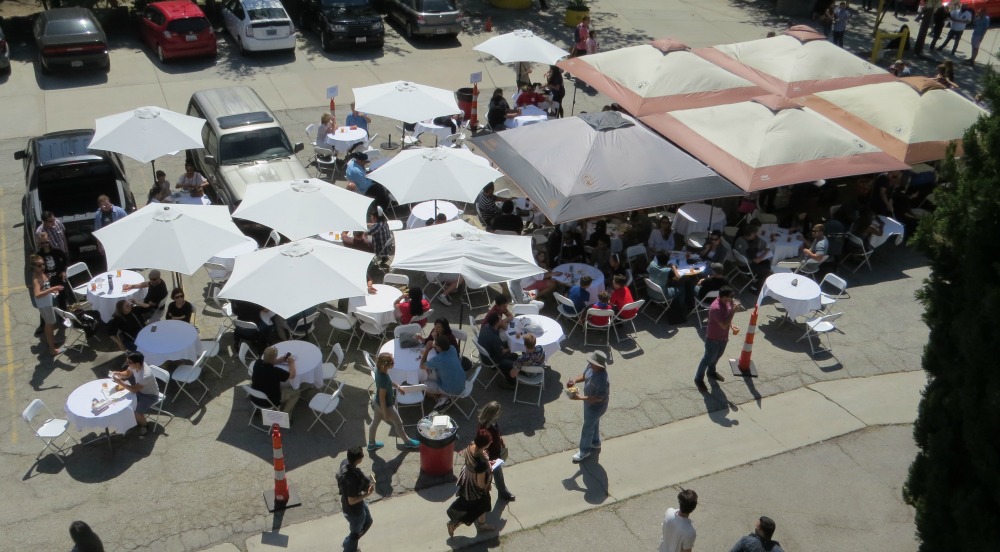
[566,350,610,463]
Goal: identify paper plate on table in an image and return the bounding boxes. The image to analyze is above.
[109,389,130,401]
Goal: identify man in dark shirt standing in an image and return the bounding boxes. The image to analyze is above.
[728,516,785,552]
[476,183,501,229]
[338,446,374,552]
[250,346,300,413]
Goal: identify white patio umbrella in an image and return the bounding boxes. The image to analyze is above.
[367,147,503,205]
[231,179,373,241]
[88,106,206,177]
[92,204,248,275]
[353,81,461,124]
[218,239,372,318]
[391,220,542,289]
[474,29,570,65]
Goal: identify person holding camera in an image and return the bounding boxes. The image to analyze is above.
[338,447,375,552]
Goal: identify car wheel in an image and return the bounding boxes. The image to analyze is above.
[406,22,415,39]
[38,55,50,75]
[321,28,332,52]
[104,58,111,73]
[238,37,248,55]
[157,44,167,63]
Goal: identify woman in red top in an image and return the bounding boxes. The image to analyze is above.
[609,274,634,314]
[394,286,431,327]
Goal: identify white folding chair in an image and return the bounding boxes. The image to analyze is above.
[513,364,545,406]
[818,273,849,312]
[22,399,77,464]
[321,343,344,392]
[727,250,757,294]
[846,234,874,273]
[240,385,278,433]
[395,125,421,148]
[394,323,424,339]
[757,212,778,224]
[383,273,409,287]
[553,292,584,338]
[53,308,92,355]
[363,350,378,394]
[264,229,282,248]
[66,262,93,301]
[204,261,230,296]
[409,309,433,327]
[473,340,501,389]
[354,311,389,354]
[387,219,404,231]
[238,341,258,377]
[625,245,648,294]
[584,308,614,348]
[442,132,465,148]
[148,365,176,427]
[612,299,644,342]
[233,317,263,350]
[171,351,210,405]
[690,291,719,329]
[304,123,318,147]
[396,383,427,423]
[512,303,540,316]
[452,328,469,357]
[288,312,321,345]
[307,386,347,436]
[439,365,480,420]
[322,307,359,352]
[642,279,673,323]
[798,312,844,355]
[201,324,227,377]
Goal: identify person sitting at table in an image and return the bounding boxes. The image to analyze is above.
[94,194,128,231]
[317,112,335,143]
[588,291,613,326]
[608,253,628,281]
[482,294,514,330]
[341,230,374,252]
[476,182,502,229]
[850,207,884,246]
[699,230,728,269]
[587,220,609,248]
[122,270,169,320]
[695,263,729,301]
[346,153,391,214]
[345,103,371,132]
[426,317,460,352]
[394,286,431,326]
[487,88,518,131]
[187,182,209,204]
[165,287,193,324]
[590,236,612,275]
[558,231,586,264]
[108,299,146,353]
[609,274,633,314]
[230,300,274,351]
[420,335,466,407]
[365,207,393,265]
[175,161,207,193]
[510,332,545,382]
[148,170,172,204]
[567,275,593,315]
[110,351,161,438]
[492,200,524,234]
[515,84,544,108]
[891,186,922,240]
[647,217,677,255]
[368,352,421,451]
[733,225,771,291]
[801,223,830,268]
[650,253,695,309]
[520,251,559,301]
[275,306,317,340]
[251,346,301,414]
[433,272,464,306]
[432,115,458,135]
[478,312,518,387]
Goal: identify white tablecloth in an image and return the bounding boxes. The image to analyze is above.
[135,320,202,366]
[667,252,708,277]
[506,314,565,358]
[86,270,145,322]
[757,228,805,267]
[406,200,461,228]
[505,113,548,129]
[759,273,822,320]
[378,340,431,407]
[870,216,905,248]
[415,119,457,142]
[209,236,258,273]
[65,379,137,434]
[348,284,403,328]
[317,231,345,244]
[673,203,727,236]
[551,263,606,296]
[512,198,545,226]
[173,193,212,205]
[325,127,368,153]
[274,340,323,389]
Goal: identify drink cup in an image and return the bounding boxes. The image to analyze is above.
[515,331,522,340]
[116,269,121,277]
[91,282,97,292]
[732,326,740,336]
[335,233,341,241]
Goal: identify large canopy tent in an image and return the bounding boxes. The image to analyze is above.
[470,111,740,224]
[641,95,910,192]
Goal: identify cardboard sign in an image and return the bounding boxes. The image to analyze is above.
[326,86,339,99]
[470,72,483,84]
[262,409,290,429]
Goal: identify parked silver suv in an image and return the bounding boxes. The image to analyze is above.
[385,0,462,39]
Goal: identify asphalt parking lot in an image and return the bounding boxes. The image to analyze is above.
[0,0,953,549]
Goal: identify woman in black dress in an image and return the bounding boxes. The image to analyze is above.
[165,287,194,324]
[446,432,496,536]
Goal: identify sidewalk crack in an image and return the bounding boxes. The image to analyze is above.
[806,386,869,427]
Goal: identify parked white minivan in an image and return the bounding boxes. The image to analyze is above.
[220,0,296,54]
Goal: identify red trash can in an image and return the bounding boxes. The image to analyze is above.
[417,416,458,476]
[455,88,475,122]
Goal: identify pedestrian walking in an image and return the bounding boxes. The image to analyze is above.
[337,447,375,552]
[367,352,421,451]
[965,8,990,65]
[69,521,104,552]
[728,516,785,552]
[929,4,949,50]
[831,2,852,48]
[936,2,973,55]
[571,16,590,57]
[566,350,610,463]
[694,286,741,392]
[477,401,515,501]
[659,489,698,552]
[446,432,496,537]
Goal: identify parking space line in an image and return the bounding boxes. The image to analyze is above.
[0,190,19,444]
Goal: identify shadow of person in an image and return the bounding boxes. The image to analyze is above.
[561,455,610,505]
[703,383,739,427]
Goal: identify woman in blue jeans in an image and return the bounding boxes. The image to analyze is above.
[566,351,611,463]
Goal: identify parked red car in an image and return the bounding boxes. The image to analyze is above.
[138,1,217,62]
[943,0,1000,19]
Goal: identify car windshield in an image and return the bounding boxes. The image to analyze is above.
[44,18,99,36]
[320,0,369,7]
[219,127,294,164]
[247,8,287,20]
[166,17,210,33]
[422,0,457,12]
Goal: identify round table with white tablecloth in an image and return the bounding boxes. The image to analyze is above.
[673,203,727,236]
[759,272,821,320]
[172,192,212,205]
[757,227,805,267]
[273,340,324,389]
[348,284,403,328]
[65,379,137,435]
[505,113,548,129]
[551,263,606,296]
[316,231,344,244]
[135,320,203,366]
[86,270,145,322]
[378,339,431,409]
[505,314,565,358]
[325,126,369,154]
[667,252,708,277]
[406,200,461,228]
[869,216,905,248]
[415,119,458,143]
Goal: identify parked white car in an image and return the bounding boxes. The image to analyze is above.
[220,0,297,54]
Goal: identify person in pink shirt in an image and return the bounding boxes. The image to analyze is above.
[694,286,741,391]
[572,16,590,57]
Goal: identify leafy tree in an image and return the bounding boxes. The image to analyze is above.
[903,68,1000,550]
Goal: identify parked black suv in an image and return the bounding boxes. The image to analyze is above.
[298,0,384,51]
[15,130,137,262]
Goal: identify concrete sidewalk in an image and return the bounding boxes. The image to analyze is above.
[237,370,924,551]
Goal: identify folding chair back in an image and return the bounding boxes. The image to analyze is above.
[383,273,409,287]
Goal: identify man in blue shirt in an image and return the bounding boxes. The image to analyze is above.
[345,152,390,214]
[345,102,372,132]
[421,335,465,408]
[966,8,990,65]
[567,275,592,314]
[94,194,127,230]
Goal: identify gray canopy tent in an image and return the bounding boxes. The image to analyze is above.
[470,112,741,224]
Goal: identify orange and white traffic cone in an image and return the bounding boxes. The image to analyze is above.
[470,83,479,130]
[729,305,760,377]
[485,17,492,32]
[264,423,301,511]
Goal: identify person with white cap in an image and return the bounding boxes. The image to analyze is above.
[566,350,610,463]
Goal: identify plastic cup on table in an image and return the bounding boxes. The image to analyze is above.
[116,269,121,277]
